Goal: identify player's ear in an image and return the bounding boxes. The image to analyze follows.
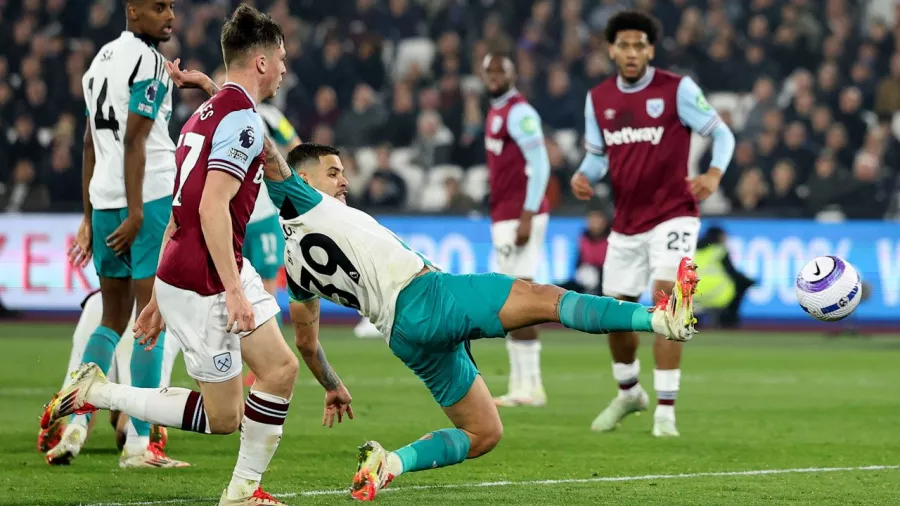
[648,45,655,61]
[297,171,310,184]
[255,53,267,76]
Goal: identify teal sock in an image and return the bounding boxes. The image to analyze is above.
[75,325,121,426]
[82,325,121,373]
[128,331,166,437]
[393,429,471,473]
[557,291,654,334]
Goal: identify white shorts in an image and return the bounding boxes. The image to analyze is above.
[490,213,549,279]
[602,216,700,298]
[155,263,280,383]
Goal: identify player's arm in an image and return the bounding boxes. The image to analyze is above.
[507,102,551,245]
[203,111,266,329]
[676,77,736,199]
[572,94,610,200]
[81,119,95,220]
[288,284,353,426]
[70,117,96,268]
[263,136,293,181]
[290,298,342,389]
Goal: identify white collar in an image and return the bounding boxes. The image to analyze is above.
[617,67,655,94]
[490,87,519,108]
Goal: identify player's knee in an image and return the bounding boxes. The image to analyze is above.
[207,410,242,434]
[469,422,503,458]
[258,352,300,391]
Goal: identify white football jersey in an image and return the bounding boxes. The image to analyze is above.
[280,187,431,341]
[82,31,176,209]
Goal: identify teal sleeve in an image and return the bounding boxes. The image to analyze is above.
[129,78,168,119]
[264,172,324,219]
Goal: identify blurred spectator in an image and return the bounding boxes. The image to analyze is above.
[442,176,476,213]
[875,53,900,121]
[353,34,386,92]
[361,144,408,210]
[743,77,777,138]
[734,168,768,212]
[560,208,610,296]
[535,64,578,130]
[777,122,816,180]
[384,82,417,147]
[1,160,49,212]
[411,110,454,169]
[335,84,388,149]
[805,154,852,216]
[762,160,804,214]
[302,86,341,140]
[452,93,485,168]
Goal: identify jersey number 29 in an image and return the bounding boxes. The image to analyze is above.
[288,231,361,310]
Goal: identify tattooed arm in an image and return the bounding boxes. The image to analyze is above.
[290,298,341,390]
[263,136,293,182]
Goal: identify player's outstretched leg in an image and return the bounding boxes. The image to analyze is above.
[499,258,698,342]
[351,377,501,501]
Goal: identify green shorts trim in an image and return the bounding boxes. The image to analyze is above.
[390,271,515,407]
[242,215,285,280]
[91,195,172,279]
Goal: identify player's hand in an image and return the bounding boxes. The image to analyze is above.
[106,214,143,256]
[225,288,255,334]
[134,299,165,351]
[686,170,722,201]
[322,383,354,428]
[69,218,93,268]
[570,172,594,200]
[515,214,532,247]
[165,58,215,95]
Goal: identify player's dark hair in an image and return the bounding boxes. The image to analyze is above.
[220,4,284,67]
[287,143,341,170]
[604,10,661,45]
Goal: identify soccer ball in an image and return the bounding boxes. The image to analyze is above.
[795,256,862,322]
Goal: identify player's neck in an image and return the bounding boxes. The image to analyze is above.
[616,66,655,94]
[126,28,160,49]
[222,72,261,105]
[489,87,518,107]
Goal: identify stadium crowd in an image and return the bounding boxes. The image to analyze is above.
[2,0,900,219]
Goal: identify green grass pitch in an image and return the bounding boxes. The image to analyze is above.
[2,323,900,505]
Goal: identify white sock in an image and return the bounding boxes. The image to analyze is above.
[159,334,181,389]
[386,452,404,477]
[124,419,150,454]
[227,390,291,500]
[87,384,210,432]
[654,368,680,420]
[506,339,542,393]
[504,338,523,394]
[612,360,642,398]
[64,292,102,388]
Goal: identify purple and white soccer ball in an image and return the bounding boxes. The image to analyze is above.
[795,256,862,322]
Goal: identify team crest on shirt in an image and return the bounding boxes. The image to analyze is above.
[145,80,159,102]
[239,126,255,148]
[604,108,616,119]
[213,352,232,372]
[490,115,504,134]
[646,98,665,119]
